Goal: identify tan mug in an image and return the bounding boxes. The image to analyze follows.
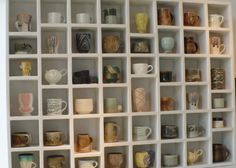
[107,153,124,168]
[158,8,174,25]
[44,131,64,146]
[187,149,204,165]
[77,134,93,153]
[104,122,119,143]
[47,155,65,168]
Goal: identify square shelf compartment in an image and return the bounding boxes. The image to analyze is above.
[103,57,127,83]
[72,58,98,84]
[212,112,233,129]
[156,1,180,26]
[186,85,209,110]
[160,86,183,111]
[103,87,128,113]
[11,151,40,168]
[71,0,97,24]
[130,37,155,54]
[9,37,37,54]
[102,28,126,53]
[104,117,128,142]
[185,57,207,82]
[43,119,70,146]
[9,0,37,32]
[186,113,209,139]
[41,28,68,54]
[44,150,70,168]
[74,118,100,152]
[71,28,98,53]
[10,80,38,116]
[42,89,69,116]
[42,58,68,85]
[131,78,156,112]
[131,57,156,75]
[161,114,183,139]
[73,88,99,115]
[132,116,157,141]
[41,0,67,23]
[158,29,181,54]
[129,1,154,33]
[184,30,207,54]
[11,120,39,147]
[159,57,182,82]
[9,58,38,77]
[209,31,230,55]
[161,143,183,167]
[211,93,232,109]
[187,141,209,166]
[101,0,126,24]
[105,146,129,168]
[75,157,100,168]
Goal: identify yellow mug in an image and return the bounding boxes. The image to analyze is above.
[135,151,155,168]
[135,13,149,33]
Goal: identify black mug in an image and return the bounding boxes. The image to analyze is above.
[213,144,230,162]
[76,32,92,53]
[161,125,178,139]
[73,70,90,84]
[160,71,172,82]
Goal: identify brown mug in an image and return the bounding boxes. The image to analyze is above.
[213,144,230,162]
[184,11,200,26]
[161,97,175,111]
[77,134,93,153]
[184,37,198,54]
[47,155,65,168]
[158,8,174,25]
[107,152,125,168]
[103,35,120,53]
[44,131,64,146]
[11,132,32,147]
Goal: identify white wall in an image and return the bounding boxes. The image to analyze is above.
[233,0,236,77]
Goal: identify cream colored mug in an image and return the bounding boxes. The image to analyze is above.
[75,98,94,114]
[104,122,119,143]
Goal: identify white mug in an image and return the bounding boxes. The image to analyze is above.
[47,99,67,115]
[79,160,98,168]
[213,98,225,109]
[76,13,92,24]
[133,126,152,141]
[132,63,153,74]
[48,12,65,23]
[75,98,94,114]
[210,36,225,55]
[209,14,224,28]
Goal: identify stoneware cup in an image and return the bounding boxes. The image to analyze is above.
[135,13,149,33]
[158,8,174,25]
[212,98,225,109]
[11,132,32,147]
[107,153,124,168]
[104,122,119,143]
[48,12,65,23]
[209,14,224,28]
[133,126,152,141]
[104,98,122,113]
[15,13,32,32]
[77,134,93,153]
[132,63,153,74]
[78,160,98,168]
[76,13,92,24]
[18,153,37,168]
[44,131,64,146]
[47,155,65,168]
[161,37,175,53]
[162,154,179,167]
[47,98,67,115]
[18,92,34,115]
[75,98,94,114]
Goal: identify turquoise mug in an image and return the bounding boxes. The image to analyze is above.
[18,153,37,168]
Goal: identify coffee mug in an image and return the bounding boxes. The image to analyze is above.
[161,37,175,53]
[104,98,122,113]
[15,43,33,54]
[210,36,225,55]
[75,98,94,114]
[161,97,175,111]
[79,160,98,168]
[135,13,149,33]
[107,153,124,168]
[48,12,65,23]
[135,151,155,168]
[186,69,201,82]
[184,11,200,26]
[18,92,34,115]
[104,8,117,24]
[131,39,150,53]
[162,154,179,167]
[47,155,65,168]
[211,68,225,90]
[209,14,224,28]
[188,149,204,165]
[104,122,119,143]
[47,99,67,115]
[213,144,230,162]
[133,126,152,141]
[44,131,64,146]
[77,134,93,153]
[187,92,200,110]
[132,63,153,74]
[212,98,225,108]
[158,8,174,25]
[19,61,32,76]
[15,13,32,32]
[12,132,32,147]
[76,13,92,24]
[161,125,178,139]
[187,124,205,138]
[160,71,172,82]
[18,153,37,168]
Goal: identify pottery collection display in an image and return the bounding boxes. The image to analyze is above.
[15,13,32,32]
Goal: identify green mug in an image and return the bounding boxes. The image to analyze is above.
[104,98,122,113]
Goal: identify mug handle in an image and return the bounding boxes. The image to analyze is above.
[147,65,154,73]
[196,149,204,157]
[219,44,226,54]
[195,15,201,25]
[114,124,120,138]
[219,15,224,25]
[92,161,98,168]
[15,20,21,31]
[145,127,152,138]
[25,134,32,146]
[32,162,37,168]
[60,68,67,76]
[223,146,231,161]
[61,100,68,113]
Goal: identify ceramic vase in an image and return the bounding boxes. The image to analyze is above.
[133,88,147,112]
[76,32,92,53]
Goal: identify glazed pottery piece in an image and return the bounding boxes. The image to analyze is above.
[73,70,91,84]
[187,92,200,110]
[18,92,34,115]
[47,35,60,54]
[135,13,149,33]
[187,149,203,165]
[104,122,119,143]
[104,98,122,113]
[77,134,93,153]
[133,126,152,141]
[19,61,32,76]
[184,11,200,26]
[74,98,94,114]
[47,99,67,115]
[132,88,148,112]
[107,153,124,168]
[15,13,32,32]
[44,131,64,146]
[209,14,224,28]
[135,150,155,168]
[14,43,33,54]
[210,35,225,55]
[187,124,205,138]
[44,68,67,85]
[162,154,179,167]
[212,98,225,109]
[131,39,150,53]
[12,132,32,147]
[213,144,230,162]
[211,68,225,90]
[132,63,153,74]
[18,153,37,168]
[160,71,172,82]
[48,12,65,23]
[76,13,92,24]
[47,155,65,168]
[160,97,175,111]
[79,160,98,168]
[103,35,120,53]
[184,37,198,54]
[103,65,121,83]
[185,69,201,82]
[104,8,117,24]
[158,8,174,25]
[76,32,92,53]
[161,125,178,139]
[161,37,175,53]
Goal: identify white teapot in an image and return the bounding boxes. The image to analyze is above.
[45,68,67,85]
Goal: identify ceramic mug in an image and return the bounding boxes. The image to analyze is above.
[187,149,204,165]
[161,125,178,139]
[44,131,64,146]
[104,122,119,143]
[213,144,230,162]
[158,8,174,25]
[79,160,98,168]
[161,97,175,111]
[135,13,149,33]
[75,98,94,114]
[162,154,179,167]
[76,13,92,24]
[209,14,224,28]
[15,13,32,32]
[12,132,32,147]
[133,126,152,141]
[210,36,225,55]
[212,98,225,109]
[131,39,150,53]
[132,63,153,74]
[135,151,155,168]
[161,37,175,53]
[47,99,67,115]
[18,92,34,115]
[77,134,93,153]
[186,69,201,82]
[107,153,124,168]
[19,61,32,76]
[18,153,37,168]
[132,88,148,112]
[184,11,200,26]
[187,124,205,138]
[104,8,117,24]
[211,68,225,90]
[187,92,200,110]
[104,98,122,113]
[160,71,172,82]
[48,12,65,23]
[47,155,65,168]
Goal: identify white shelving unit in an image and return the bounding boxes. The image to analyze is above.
[7,0,235,167]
